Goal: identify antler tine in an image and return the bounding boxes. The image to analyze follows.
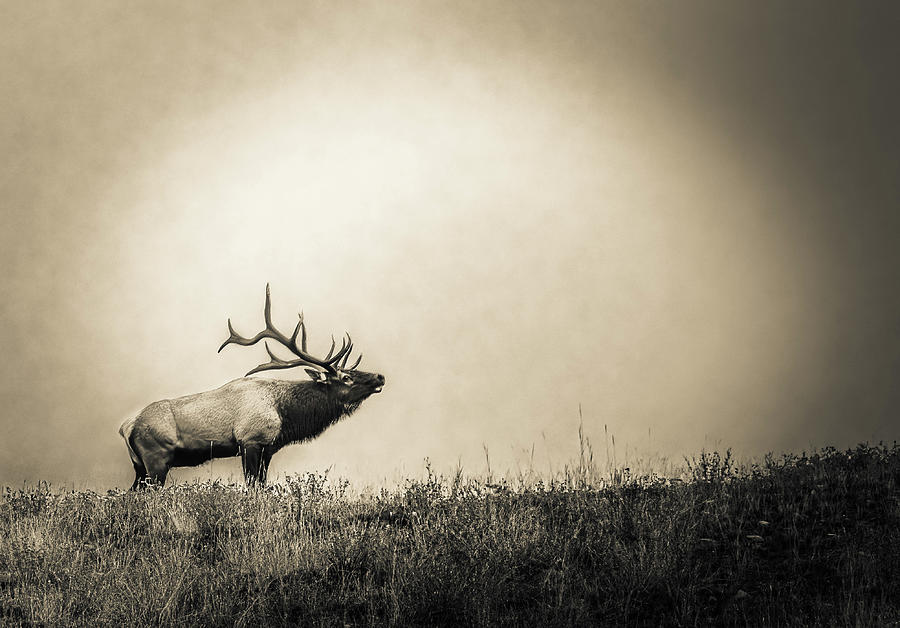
[340,348,350,370]
[299,312,307,352]
[263,283,274,327]
[290,314,302,350]
[325,335,345,363]
[339,336,356,369]
[338,335,350,359]
[328,333,353,366]
[346,354,363,371]
[323,335,337,361]
[217,319,243,353]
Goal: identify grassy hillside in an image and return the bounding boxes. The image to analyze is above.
[1,444,898,626]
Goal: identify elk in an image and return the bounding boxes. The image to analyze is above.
[119,285,384,488]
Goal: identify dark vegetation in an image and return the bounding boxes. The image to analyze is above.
[1,443,898,626]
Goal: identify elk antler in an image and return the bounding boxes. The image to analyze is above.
[218,284,359,376]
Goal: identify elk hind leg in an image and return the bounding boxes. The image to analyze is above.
[136,443,172,487]
[130,425,174,487]
[130,462,148,491]
[143,459,170,487]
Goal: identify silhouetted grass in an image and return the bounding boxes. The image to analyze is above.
[1,443,898,626]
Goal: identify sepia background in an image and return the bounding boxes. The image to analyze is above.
[1,1,898,488]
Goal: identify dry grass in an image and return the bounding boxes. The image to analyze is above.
[1,443,898,626]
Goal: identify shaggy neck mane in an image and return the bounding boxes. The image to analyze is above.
[271,380,358,449]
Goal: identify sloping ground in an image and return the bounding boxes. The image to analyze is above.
[1,444,898,626]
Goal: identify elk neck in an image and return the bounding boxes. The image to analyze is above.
[270,379,356,448]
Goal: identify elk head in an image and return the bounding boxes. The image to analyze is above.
[217,284,385,403]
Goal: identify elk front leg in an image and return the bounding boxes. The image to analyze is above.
[241,444,272,486]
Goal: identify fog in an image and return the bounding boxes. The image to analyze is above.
[2,1,898,488]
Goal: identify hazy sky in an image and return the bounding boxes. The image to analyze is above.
[2,1,898,488]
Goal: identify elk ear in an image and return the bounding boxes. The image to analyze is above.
[305,369,329,384]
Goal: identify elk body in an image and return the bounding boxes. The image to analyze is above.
[119,286,384,488]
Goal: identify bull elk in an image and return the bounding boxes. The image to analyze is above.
[119,285,384,488]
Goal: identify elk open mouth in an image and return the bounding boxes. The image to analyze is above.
[373,385,383,394]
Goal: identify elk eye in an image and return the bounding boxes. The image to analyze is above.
[341,375,354,385]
